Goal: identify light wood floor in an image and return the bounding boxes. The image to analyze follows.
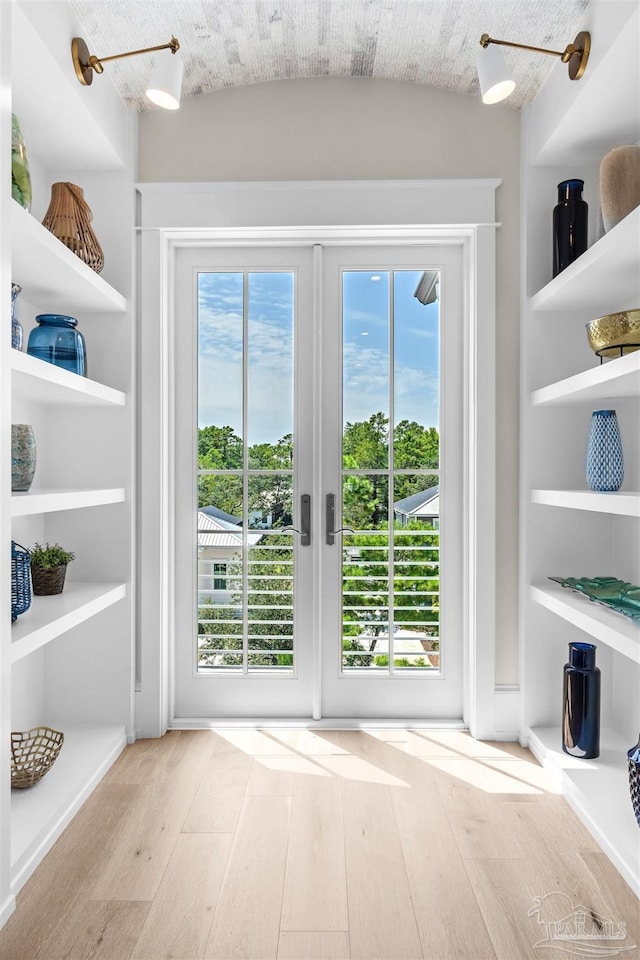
[1,729,638,960]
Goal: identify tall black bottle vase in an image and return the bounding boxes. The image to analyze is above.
[553,179,588,277]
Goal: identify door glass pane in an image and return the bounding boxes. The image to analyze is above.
[197,271,296,674]
[343,271,389,469]
[248,271,294,464]
[341,269,440,674]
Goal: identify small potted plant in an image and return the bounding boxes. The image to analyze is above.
[30,542,75,596]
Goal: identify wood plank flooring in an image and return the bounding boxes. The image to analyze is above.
[1,729,638,960]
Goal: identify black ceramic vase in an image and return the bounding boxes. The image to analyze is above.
[553,179,588,277]
[563,642,600,759]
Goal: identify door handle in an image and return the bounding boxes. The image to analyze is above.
[283,494,311,546]
[326,493,354,545]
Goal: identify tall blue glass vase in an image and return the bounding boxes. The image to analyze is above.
[586,409,624,492]
[563,642,600,759]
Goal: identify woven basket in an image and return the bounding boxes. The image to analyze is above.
[41,182,104,274]
[11,727,64,789]
[31,563,67,596]
[11,541,31,622]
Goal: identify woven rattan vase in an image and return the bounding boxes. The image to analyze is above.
[31,563,68,596]
[42,182,104,273]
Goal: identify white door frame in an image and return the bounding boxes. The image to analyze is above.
[136,179,499,739]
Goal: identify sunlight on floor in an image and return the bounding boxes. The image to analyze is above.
[210,727,559,795]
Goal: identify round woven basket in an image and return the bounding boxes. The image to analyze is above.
[11,727,64,789]
[31,563,68,596]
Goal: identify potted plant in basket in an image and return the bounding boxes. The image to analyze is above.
[30,543,75,596]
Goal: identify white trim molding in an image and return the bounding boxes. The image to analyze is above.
[136,178,499,739]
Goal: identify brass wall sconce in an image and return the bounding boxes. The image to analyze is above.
[72,36,183,109]
[477,31,591,104]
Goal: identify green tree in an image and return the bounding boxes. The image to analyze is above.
[198,425,243,469]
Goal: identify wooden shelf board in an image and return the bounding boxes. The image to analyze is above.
[11,488,126,517]
[531,582,640,663]
[11,723,126,894]
[531,489,640,518]
[12,203,126,314]
[531,352,640,407]
[11,582,127,663]
[11,350,126,407]
[528,727,640,897]
[530,209,640,316]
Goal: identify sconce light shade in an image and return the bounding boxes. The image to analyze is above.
[476,44,515,104]
[146,52,183,109]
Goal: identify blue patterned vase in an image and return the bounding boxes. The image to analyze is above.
[11,283,23,350]
[586,409,623,492]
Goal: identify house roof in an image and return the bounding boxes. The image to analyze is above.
[200,504,243,526]
[197,510,262,548]
[394,486,439,517]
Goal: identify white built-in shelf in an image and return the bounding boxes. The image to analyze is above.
[532,488,640,517]
[531,581,640,663]
[11,350,126,407]
[11,582,127,663]
[11,488,126,517]
[12,202,127,315]
[11,3,127,172]
[528,726,640,898]
[530,6,639,166]
[11,723,126,893]
[531,351,640,407]
[530,208,640,316]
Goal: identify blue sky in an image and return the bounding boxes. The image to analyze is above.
[198,268,439,444]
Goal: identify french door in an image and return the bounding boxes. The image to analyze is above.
[174,242,463,719]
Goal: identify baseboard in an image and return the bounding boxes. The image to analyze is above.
[0,893,16,930]
[171,717,467,730]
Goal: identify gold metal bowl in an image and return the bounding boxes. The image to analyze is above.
[586,309,640,358]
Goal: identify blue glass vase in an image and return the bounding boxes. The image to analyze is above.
[27,314,86,376]
[553,179,588,277]
[586,409,624,492]
[563,642,600,759]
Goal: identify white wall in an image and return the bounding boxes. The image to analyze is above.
[138,76,521,685]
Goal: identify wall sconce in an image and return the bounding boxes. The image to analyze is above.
[72,36,183,110]
[477,31,590,105]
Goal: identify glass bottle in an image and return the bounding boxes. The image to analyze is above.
[562,642,600,759]
[11,283,23,350]
[27,314,87,376]
[553,179,588,276]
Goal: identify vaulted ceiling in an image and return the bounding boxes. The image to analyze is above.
[69,0,589,112]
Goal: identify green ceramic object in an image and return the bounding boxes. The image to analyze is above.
[550,576,640,622]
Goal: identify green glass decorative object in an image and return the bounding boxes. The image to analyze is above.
[550,576,640,622]
[11,114,32,211]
